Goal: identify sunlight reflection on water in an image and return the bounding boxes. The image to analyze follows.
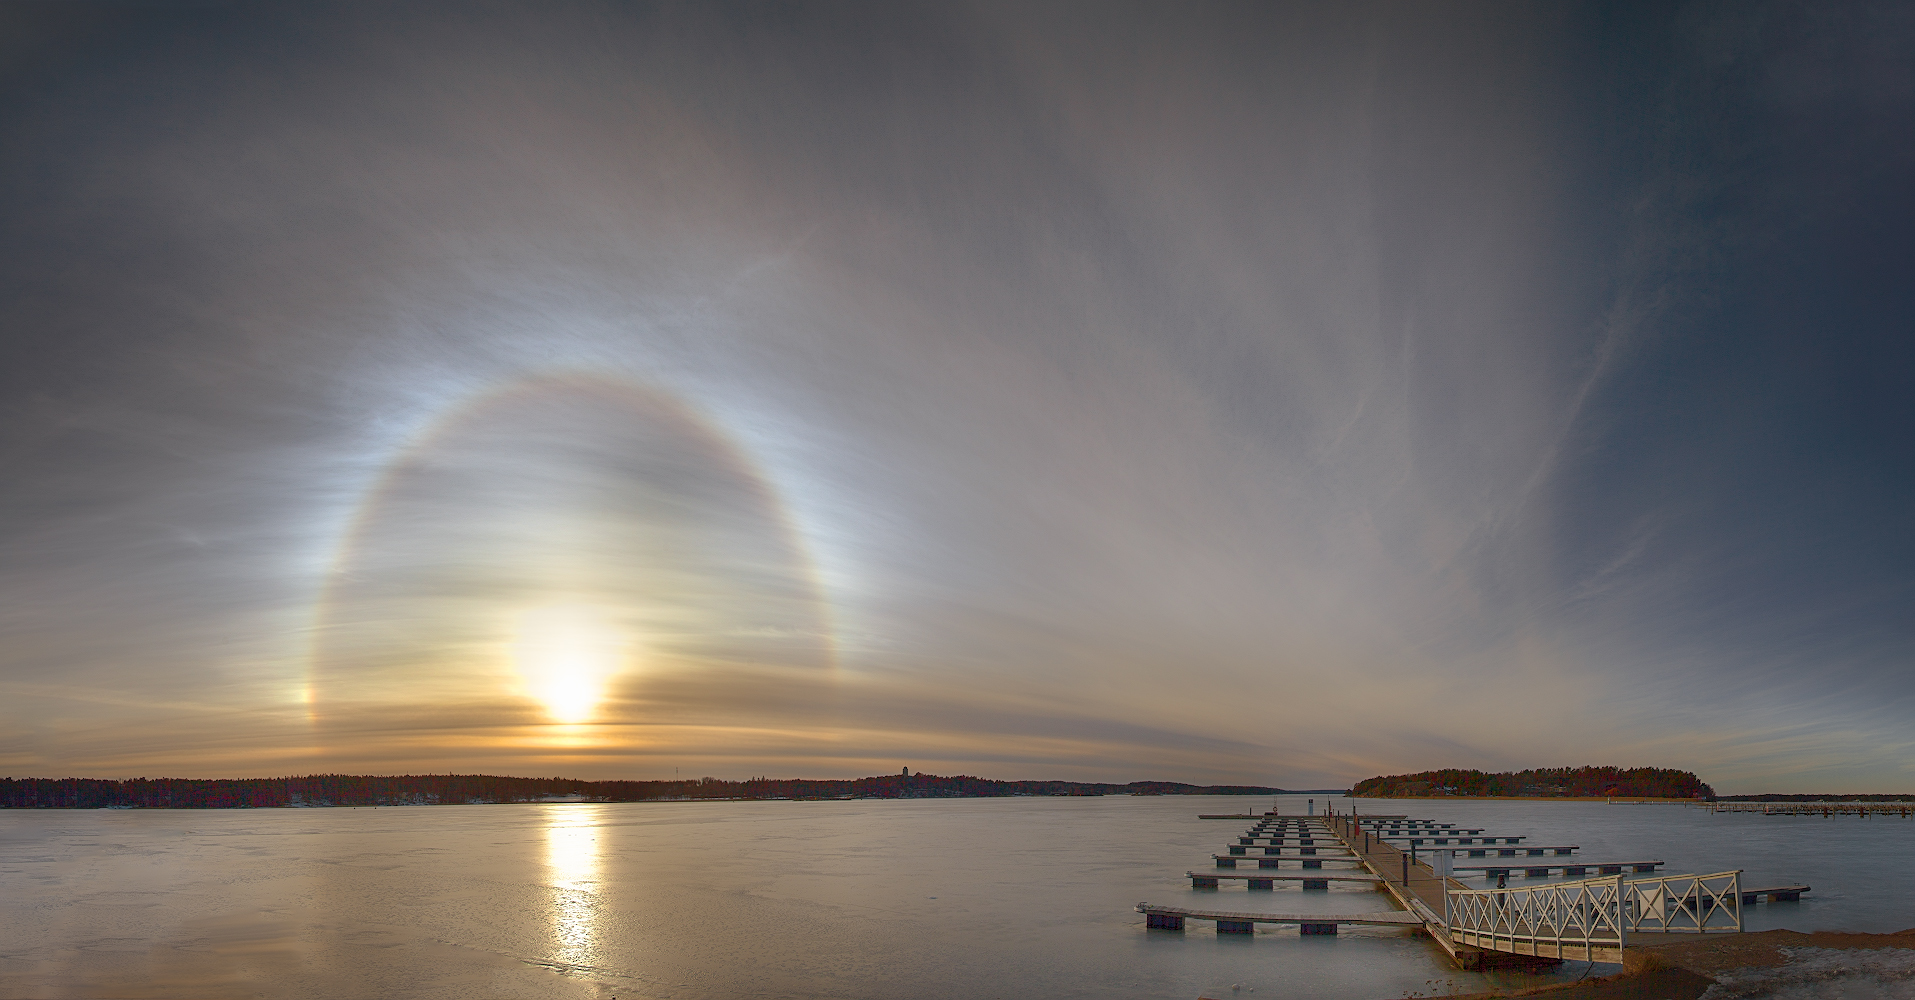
[543,804,603,970]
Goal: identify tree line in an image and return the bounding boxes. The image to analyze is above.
[0,772,1285,808]
[1351,766,1714,799]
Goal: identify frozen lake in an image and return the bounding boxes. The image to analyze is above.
[2,794,1907,998]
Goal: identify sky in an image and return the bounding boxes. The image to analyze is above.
[1,2,1911,793]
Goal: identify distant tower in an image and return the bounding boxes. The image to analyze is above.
[902,767,910,777]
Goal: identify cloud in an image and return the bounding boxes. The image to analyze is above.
[2,3,1910,790]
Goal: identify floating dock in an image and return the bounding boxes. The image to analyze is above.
[1451,860,1662,877]
[1741,884,1810,902]
[1136,902,1420,934]
[1140,803,1812,968]
[1210,846,1363,862]
[1708,803,1914,818]
[1187,870,1380,889]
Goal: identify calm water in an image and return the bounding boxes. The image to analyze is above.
[2,794,1910,999]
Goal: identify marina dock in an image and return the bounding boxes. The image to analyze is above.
[1139,800,1810,969]
[1741,884,1810,902]
[1707,802,1915,818]
[1210,846,1363,862]
[1187,870,1380,889]
[1451,860,1662,876]
[1137,903,1420,934]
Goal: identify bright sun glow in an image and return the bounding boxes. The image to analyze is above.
[512,603,626,724]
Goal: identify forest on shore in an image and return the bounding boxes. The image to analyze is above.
[0,772,1285,808]
[1352,766,1714,799]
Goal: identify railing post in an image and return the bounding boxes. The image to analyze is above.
[1615,873,1627,955]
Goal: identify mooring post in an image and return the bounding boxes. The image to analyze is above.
[1402,853,1408,884]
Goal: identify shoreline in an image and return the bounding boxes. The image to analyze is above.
[1351,795,1698,803]
[1432,928,1915,1000]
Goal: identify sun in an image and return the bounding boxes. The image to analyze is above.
[512,603,626,724]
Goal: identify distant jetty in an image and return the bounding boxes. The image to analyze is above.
[0,772,1288,809]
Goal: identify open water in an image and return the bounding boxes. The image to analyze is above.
[2,794,1911,999]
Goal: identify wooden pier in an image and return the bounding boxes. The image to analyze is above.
[1140,804,1809,968]
[1741,884,1810,902]
[1451,860,1662,877]
[1441,846,1578,856]
[1187,870,1380,889]
[1221,844,1357,854]
[1708,802,1915,818]
[1212,854,1362,868]
[1136,902,1420,934]
[1371,827,1516,835]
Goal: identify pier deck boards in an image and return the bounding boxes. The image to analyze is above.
[1323,814,1489,961]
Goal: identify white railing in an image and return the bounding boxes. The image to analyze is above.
[1445,870,1740,962]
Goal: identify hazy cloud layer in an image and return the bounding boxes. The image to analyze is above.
[2,2,1910,791]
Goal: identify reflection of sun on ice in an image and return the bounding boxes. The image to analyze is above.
[543,805,603,968]
[512,604,626,724]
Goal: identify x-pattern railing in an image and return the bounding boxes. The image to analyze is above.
[1445,870,1740,961]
